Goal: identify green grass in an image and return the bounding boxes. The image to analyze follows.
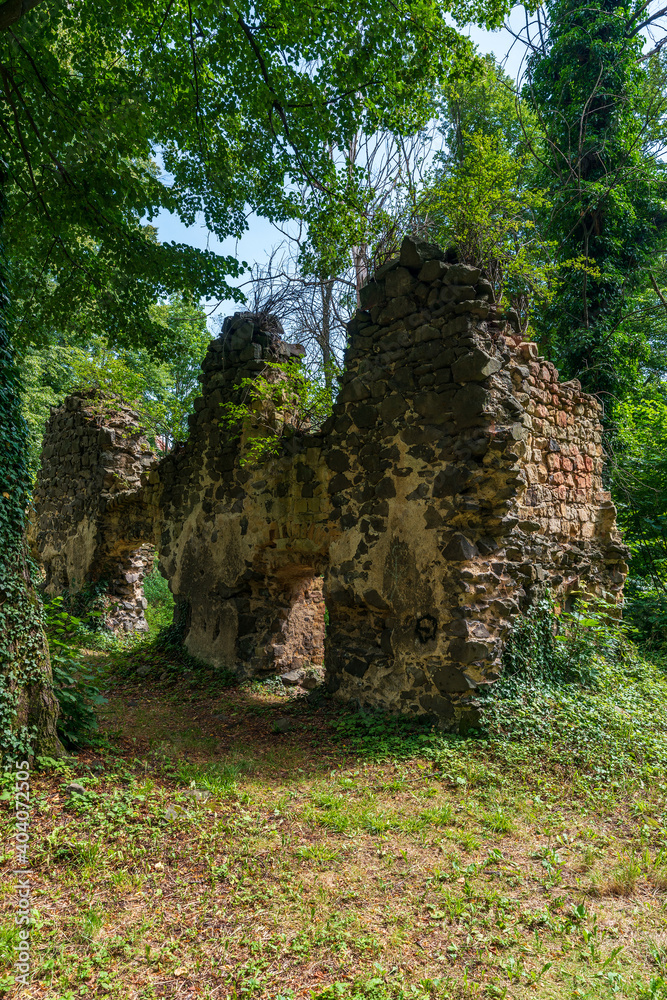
[8,603,667,998]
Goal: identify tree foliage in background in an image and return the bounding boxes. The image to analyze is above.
[607,391,667,643]
[523,0,667,398]
[21,297,210,478]
[520,0,667,629]
[4,0,510,350]
[421,58,557,332]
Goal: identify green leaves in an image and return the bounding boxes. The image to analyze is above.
[20,295,212,478]
[525,0,667,396]
[3,0,515,349]
[419,55,556,332]
[220,357,335,465]
[423,129,555,324]
[43,596,108,748]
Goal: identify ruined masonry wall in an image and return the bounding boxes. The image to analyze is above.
[320,242,626,723]
[33,237,628,726]
[33,391,156,632]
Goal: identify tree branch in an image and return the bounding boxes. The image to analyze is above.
[236,14,332,195]
[641,34,667,59]
[628,3,667,36]
[0,0,45,32]
[650,271,667,313]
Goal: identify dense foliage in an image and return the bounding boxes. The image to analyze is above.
[0,166,62,761]
[4,0,511,349]
[21,296,211,477]
[525,0,667,398]
[422,58,555,333]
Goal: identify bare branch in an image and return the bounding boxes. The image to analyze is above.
[628,3,667,36]
[641,34,667,58]
[650,272,667,313]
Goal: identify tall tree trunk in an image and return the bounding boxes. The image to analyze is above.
[0,166,62,761]
[353,245,367,306]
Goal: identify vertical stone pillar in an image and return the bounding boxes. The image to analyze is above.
[155,312,329,675]
[33,391,157,632]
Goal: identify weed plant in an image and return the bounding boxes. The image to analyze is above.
[142,558,174,638]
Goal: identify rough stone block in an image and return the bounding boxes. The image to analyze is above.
[452,349,502,383]
[399,235,446,270]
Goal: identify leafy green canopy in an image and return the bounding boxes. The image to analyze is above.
[3,0,511,351]
[21,297,210,479]
[417,58,555,333]
[525,0,667,397]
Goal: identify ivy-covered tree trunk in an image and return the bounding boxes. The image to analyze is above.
[0,168,62,761]
[527,0,660,400]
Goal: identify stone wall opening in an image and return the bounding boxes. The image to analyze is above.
[103,542,154,633]
[266,569,326,679]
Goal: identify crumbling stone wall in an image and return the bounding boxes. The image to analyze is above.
[319,240,626,724]
[33,237,628,725]
[33,391,157,632]
[150,312,333,678]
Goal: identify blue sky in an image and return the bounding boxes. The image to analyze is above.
[153,18,526,315]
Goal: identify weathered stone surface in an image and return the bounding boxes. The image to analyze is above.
[400,236,446,270]
[280,669,305,686]
[33,237,627,731]
[444,264,481,285]
[64,782,86,797]
[418,260,449,282]
[452,349,502,383]
[442,533,479,560]
[31,390,156,633]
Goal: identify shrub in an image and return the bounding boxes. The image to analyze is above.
[44,598,107,748]
[478,595,667,780]
[623,578,667,652]
[142,559,174,638]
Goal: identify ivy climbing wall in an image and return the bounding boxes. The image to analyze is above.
[33,237,629,729]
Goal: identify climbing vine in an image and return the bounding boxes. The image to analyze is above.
[478,593,633,742]
[0,167,61,763]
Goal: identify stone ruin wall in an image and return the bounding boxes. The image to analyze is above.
[33,237,628,728]
[32,391,156,632]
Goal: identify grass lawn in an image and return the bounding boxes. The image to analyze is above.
[3,644,667,999]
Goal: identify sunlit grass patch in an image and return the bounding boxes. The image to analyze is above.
[294,843,342,864]
[173,755,255,796]
[648,850,667,891]
[481,807,515,834]
[603,851,643,897]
